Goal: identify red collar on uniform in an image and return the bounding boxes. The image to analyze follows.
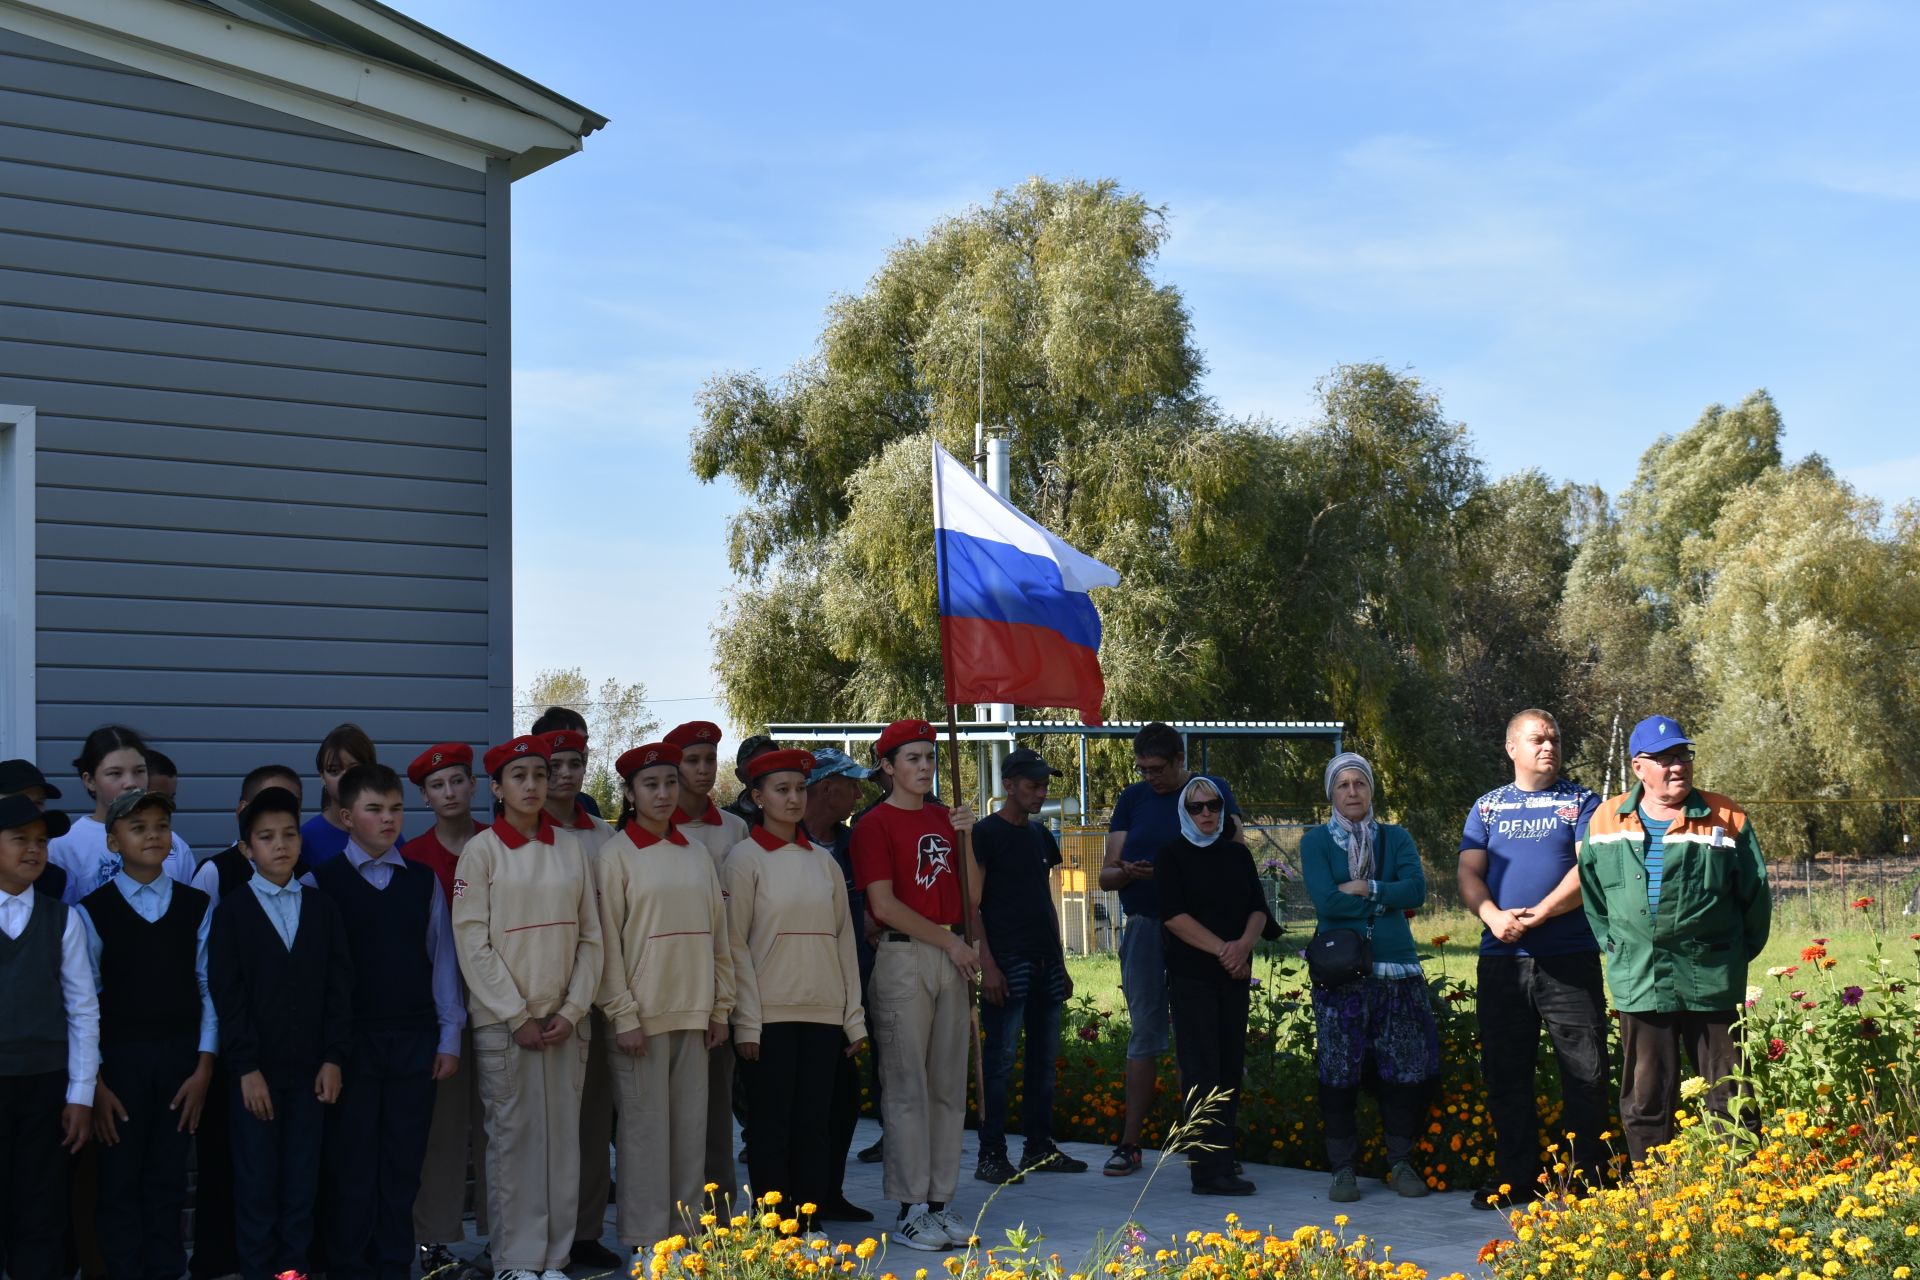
[551,802,596,831]
[748,825,796,851]
[625,821,690,849]
[491,813,555,849]
[671,802,724,827]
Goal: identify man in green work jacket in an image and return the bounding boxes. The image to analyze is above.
[1577,714,1771,1166]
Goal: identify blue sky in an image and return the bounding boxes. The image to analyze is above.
[397,0,1920,737]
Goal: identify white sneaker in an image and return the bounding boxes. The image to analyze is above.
[894,1209,951,1251]
[495,1271,541,1280]
[931,1207,970,1247]
[541,1269,572,1280]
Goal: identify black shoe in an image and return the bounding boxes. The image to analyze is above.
[1192,1174,1256,1196]
[818,1196,875,1223]
[856,1138,884,1164]
[1471,1180,1543,1211]
[570,1238,623,1268]
[974,1150,1024,1184]
[420,1245,461,1277]
[1020,1144,1088,1173]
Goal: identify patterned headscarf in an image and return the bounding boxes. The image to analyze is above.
[1323,751,1376,882]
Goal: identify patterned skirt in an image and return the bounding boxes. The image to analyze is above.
[1311,973,1441,1089]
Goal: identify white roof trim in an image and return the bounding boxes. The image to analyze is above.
[0,0,601,175]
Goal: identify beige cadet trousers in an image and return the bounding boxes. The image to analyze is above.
[705,1044,739,1198]
[610,1028,708,1249]
[870,935,968,1205]
[577,1011,614,1241]
[414,1026,489,1243]
[474,1019,589,1272]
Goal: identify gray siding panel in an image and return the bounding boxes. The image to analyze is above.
[0,25,507,849]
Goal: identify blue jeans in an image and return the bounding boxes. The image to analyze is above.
[978,953,1068,1157]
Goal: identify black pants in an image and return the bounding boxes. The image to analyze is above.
[188,1060,239,1280]
[741,1023,842,1225]
[1618,1008,1745,1165]
[97,1037,200,1280]
[0,1069,71,1280]
[1167,974,1249,1184]
[1477,953,1611,1186]
[327,1028,436,1280]
[827,1041,862,1197]
[231,1077,326,1280]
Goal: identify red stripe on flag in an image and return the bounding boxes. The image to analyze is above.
[940,615,1106,725]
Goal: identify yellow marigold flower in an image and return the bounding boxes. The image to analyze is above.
[764,1191,784,1207]
[856,1240,878,1260]
[1333,1215,1348,1227]
[704,1182,720,1194]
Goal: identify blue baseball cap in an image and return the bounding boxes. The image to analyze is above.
[1628,715,1695,758]
[808,747,875,785]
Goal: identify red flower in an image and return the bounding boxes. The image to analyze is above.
[1801,944,1827,962]
[1077,1025,1099,1043]
[1766,1038,1787,1061]
[1851,896,1875,911]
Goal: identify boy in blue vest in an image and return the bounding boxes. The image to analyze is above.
[209,787,352,1280]
[1,794,98,1280]
[78,788,217,1280]
[314,764,464,1280]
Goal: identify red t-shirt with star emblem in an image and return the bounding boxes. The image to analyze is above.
[851,799,961,927]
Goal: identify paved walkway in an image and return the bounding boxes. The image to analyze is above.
[454,1119,1513,1279]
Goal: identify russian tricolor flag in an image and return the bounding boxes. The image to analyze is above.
[932,442,1119,725]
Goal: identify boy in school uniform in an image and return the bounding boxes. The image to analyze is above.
[187,763,307,1280]
[78,788,217,1280]
[0,794,99,1280]
[534,731,619,1267]
[665,721,750,1193]
[313,764,464,1280]
[398,745,490,1275]
[1,760,71,901]
[208,788,352,1280]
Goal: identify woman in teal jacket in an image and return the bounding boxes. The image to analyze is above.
[1300,751,1439,1203]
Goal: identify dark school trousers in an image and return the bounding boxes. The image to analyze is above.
[1167,974,1249,1185]
[97,1036,201,1280]
[230,1079,325,1280]
[977,953,1067,1158]
[188,1060,240,1280]
[327,1027,437,1280]
[741,1023,843,1227]
[0,1069,72,1280]
[1477,952,1612,1187]
[826,1048,862,1199]
[1618,1008,1744,1165]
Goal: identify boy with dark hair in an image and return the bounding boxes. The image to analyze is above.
[314,765,464,1280]
[187,762,305,1280]
[209,788,352,1280]
[78,788,217,1280]
[0,794,97,1280]
[143,752,179,802]
[399,746,490,1275]
[530,708,602,819]
[0,759,69,901]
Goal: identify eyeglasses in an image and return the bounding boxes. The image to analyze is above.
[1183,798,1224,815]
[1638,749,1695,767]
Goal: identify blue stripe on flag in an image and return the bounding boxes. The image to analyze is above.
[936,529,1103,651]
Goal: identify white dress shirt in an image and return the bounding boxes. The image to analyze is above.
[1,886,104,1104]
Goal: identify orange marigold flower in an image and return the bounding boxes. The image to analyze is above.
[1800,944,1827,962]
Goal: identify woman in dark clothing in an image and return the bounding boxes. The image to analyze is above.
[1157,775,1281,1196]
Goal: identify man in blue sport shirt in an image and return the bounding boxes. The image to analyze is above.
[1098,722,1244,1176]
[1457,709,1609,1208]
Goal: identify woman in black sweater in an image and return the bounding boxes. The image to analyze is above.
[1157,775,1280,1196]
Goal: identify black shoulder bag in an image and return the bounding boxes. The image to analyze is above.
[1306,922,1373,987]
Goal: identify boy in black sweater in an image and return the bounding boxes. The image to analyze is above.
[315,765,464,1280]
[78,788,216,1280]
[0,794,97,1280]
[209,787,351,1280]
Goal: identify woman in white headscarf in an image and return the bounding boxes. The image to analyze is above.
[1155,775,1280,1196]
[1300,751,1439,1204]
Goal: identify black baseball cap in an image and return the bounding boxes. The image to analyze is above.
[0,759,62,800]
[1002,748,1063,783]
[0,792,71,837]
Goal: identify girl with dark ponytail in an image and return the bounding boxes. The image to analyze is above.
[48,724,197,903]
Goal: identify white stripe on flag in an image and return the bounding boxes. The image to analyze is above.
[932,443,1118,594]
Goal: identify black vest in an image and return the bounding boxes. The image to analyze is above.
[82,879,206,1047]
[34,862,67,901]
[313,857,436,1033]
[0,894,70,1075]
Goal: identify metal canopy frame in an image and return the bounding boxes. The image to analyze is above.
[767,719,1346,820]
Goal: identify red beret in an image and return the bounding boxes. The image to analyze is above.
[664,721,723,749]
[407,743,472,787]
[538,729,588,758]
[743,748,818,786]
[874,718,937,759]
[483,735,549,777]
[616,742,682,778]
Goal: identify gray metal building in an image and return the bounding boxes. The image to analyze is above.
[0,0,604,846]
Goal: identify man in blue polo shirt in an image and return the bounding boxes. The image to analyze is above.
[1098,723,1243,1176]
[1457,709,1608,1208]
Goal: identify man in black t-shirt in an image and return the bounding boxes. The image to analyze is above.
[967,749,1089,1184]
